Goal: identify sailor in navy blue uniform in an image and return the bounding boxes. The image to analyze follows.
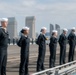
[68,27,76,62]
[0,18,9,75]
[59,28,68,65]
[49,30,58,68]
[36,27,47,72]
[17,27,30,75]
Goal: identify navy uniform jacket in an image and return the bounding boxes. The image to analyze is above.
[17,35,30,55]
[37,34,47,50]
[59,33,67,46]
[49,36,57,50]
[0,28,9,52]
[68,32,76,46]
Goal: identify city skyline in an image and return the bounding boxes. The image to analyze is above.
[0,0,76,33]
[0,16,74,39]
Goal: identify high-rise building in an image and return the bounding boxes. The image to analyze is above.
[7,17,18,39]
[25,16,36,39]
[50,24,54,36]
[55,24,60,37]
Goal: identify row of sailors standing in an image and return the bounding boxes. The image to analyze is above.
[0,18,76,75]
[36,27,76,72]
[50,27,76,68]
[17,26,76,75]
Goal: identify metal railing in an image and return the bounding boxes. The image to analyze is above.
[32,60,76,75]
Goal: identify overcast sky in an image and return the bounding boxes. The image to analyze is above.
[0,0,76,32]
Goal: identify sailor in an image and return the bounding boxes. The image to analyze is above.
[59,28,68,65]
[0,18,9,75]
[17,27,30,75]
[49,30,58,68]
[36,27,47,72]
[68,27,76,62]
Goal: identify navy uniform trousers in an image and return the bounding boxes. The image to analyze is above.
[0,48,7,75]
[19,52,29,75]
[60,45,66,65]
[37,47,46,71]
[68,44,75,62]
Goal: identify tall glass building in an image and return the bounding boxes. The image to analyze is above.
[7,17,18,39]
[25,16,36,39]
